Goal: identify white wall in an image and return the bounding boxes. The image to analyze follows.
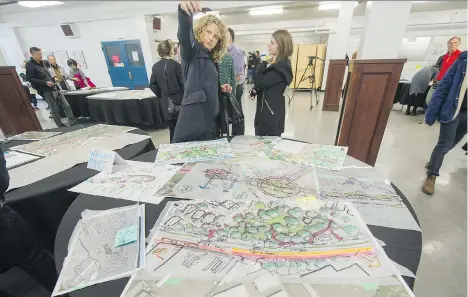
[15,17,154,87]
[0,24,25,72]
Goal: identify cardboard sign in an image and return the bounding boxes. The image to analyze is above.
[87,148,127,173]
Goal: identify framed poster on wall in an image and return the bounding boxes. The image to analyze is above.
[68,50,88,68]
[42,51,54,60]
[53,51,70,71]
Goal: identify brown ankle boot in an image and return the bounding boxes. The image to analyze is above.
[422,175,436,195]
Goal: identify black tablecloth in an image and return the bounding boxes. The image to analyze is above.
[2,124,155,253]
[393,82,411,105]
[88,97,167,129]
[63,93,92,118]
[54,149,422,297]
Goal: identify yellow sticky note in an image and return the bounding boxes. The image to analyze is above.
[415,65,421,69]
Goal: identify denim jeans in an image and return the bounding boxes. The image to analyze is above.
[41,90,77,127]
[427,111,467,176]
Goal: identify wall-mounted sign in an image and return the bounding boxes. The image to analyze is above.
[112,55,120,63]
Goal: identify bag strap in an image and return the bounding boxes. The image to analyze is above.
[163,60,171,96]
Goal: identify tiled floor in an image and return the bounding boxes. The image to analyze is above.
[2,88,466,297]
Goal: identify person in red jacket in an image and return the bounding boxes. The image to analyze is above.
[435,37,462,81]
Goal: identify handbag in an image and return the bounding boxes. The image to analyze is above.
[226,92,244,124]
[164,60,181,115]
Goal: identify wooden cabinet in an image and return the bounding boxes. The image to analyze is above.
[322,59,347,111]
[337,59,406,166]
[0,66,41,136]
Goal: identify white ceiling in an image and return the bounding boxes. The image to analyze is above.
[0,1,107,14]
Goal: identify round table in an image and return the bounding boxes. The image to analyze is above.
[63,87,129,118]
[2,124,155,253]
[87,95,167,129]
[54,149,422,297]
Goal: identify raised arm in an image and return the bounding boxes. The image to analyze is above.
[178,1,201,62]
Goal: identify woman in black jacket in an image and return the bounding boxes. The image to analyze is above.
[149,39,184,143]
[251,30,293,136]
[172,1,232,143]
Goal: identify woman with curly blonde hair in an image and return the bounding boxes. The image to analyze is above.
[172,1,232,143]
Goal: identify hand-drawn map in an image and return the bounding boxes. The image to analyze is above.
[152,200,373,259]
[120,240,411,297]
[155,139,235,164]
[229,135,280,159]
[171,159,319,201]
[8,130,62,141]
[53,204,145,296]
[69,161,180,204]
[10,124,136,156]
[314,173,421,231]
[4,150,41,169]
[265,140,348,171]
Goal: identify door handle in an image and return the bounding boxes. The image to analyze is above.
[128,72,133,80]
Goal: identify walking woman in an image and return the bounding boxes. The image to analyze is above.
[149,39,184,143]
[250,30,293,136]
[172,1,232,143]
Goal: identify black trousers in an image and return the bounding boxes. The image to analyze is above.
[0,205,57,293]
[168,119,178,143]
[232,84,245,135]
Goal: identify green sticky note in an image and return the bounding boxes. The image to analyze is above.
[362,282,380,291]
[165,277,182,286]
[114,224,139,247]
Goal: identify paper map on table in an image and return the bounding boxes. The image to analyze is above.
[229,135,280,158]
[120,237,410,297]
[171,159,319,201]
[87,89,156,100]
[10,124,136,156]
[314,173,420,231]
[4,150,40,169]
[152,200,374,259]
[155,162,196,198]
[265,140,348,171]
[53,204,145,296]
[155,139,235,164]
[121,276,414,297]
[7,133,150,190]
[8,131,62,141]
[70,161,180,204]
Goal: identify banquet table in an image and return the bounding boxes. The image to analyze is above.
[62,87,128,118]
[1,124,155,252]
[54,147,423,297]
[86,89,167,129]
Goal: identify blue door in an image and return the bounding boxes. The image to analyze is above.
[101,40,149,89]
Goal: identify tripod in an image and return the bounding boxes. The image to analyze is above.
[288,57,321,110]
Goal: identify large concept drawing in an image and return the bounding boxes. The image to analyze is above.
[53,204,145,296]
[172,159,319,201]
[152,200,373,258]
[155,138,235,164]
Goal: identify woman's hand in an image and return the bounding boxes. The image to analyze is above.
[180,1,201,15]
[221,84,232,93]
[72,77,80,82]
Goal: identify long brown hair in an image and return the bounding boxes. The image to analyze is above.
[272,29,293,62]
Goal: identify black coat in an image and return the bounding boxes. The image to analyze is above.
[172,5,220,143]
[149,58,184,121]
[0,148,9,201]
[25,57,54,93]
[254,60,293,136]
